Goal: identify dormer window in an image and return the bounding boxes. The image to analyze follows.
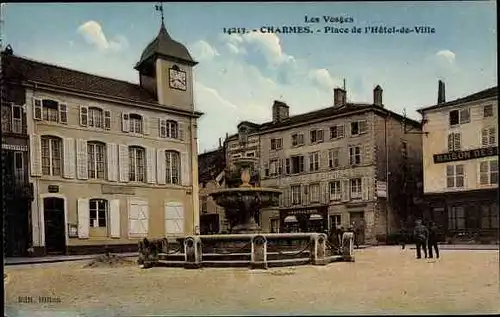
[129,114,143,134]
[239,127,248,144]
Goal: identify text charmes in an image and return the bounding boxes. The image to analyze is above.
[305,15,354,24]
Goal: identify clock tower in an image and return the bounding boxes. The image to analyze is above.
[135,21,198,111]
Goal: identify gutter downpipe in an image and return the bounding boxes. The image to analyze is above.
[385,112,390,236]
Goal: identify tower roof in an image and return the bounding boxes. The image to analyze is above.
[135,22,197,71]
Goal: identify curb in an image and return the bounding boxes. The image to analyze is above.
[5,253,138,266]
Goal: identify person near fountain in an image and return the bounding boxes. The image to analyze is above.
[347,223,359,249]
[413,219,429,259]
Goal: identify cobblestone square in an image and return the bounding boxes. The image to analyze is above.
[5,246,500,316]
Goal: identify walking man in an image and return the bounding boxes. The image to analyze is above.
[427,221,440,259]
[413,219,429,259]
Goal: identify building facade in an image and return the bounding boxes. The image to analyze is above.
[1,45,35,257]
[419,83,498,243]
[2,22,202,256]
[225,87,423,243]
[198,145,227,234]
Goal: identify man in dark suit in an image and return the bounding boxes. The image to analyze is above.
[427,221,440,259]
[413,219,429,259]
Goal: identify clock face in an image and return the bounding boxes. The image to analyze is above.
[169,68,187,91]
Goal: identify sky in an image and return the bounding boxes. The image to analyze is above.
[2,2,497,152]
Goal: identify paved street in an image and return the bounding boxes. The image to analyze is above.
[4,246,500,316]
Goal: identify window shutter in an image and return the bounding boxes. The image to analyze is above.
[322,182,329,204]
[341,179,350,202]
[104,110,111,130]
[118,144,129,182]
[179,123,185,141]
[121,113,129,132]
[362,177,370,201]
[76,139,88,180]
[302,185,307,206]
[338,125,345,138]
[33,98,42,120]
[128,199,138,237]
[79,106,88,126]
[146,147,156,184]
[489,128,496,145]
[318,129,324,142]
[139,200,149,236]
[109,199,121,238]
[454,133,461,150]
[283,188,289,207]
[63,138,75,179]
[30,134,42,176]
[157,149,166,185]
[448,134,454,152]
[77,198,90,239]
[304,155,309,173]
[159,119,166,138]
[363,143,371,165]
[143,115,150,135]
[481,129,489,146]
[181,152,190,186]
[59,104,68,124]
[165,202,185,236]
[360,121,368,134]
[107,143,118,181]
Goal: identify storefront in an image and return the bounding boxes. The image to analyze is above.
[280,205,328,233]
[425,189,499,243]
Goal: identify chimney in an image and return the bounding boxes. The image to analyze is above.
[333,88,346,108]
[272,100,290,122]
[438,80,446,104]
[218,138,222,148]
[373,85,383,107]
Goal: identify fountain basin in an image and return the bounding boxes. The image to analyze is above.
[137,233,355,269]
[208,187,281,233]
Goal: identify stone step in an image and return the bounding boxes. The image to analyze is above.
[267,257,311,267]
[202,260,250,268]
[158,251,313,262]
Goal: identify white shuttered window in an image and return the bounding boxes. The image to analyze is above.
[165,202,185,236]
[128,199,149,238]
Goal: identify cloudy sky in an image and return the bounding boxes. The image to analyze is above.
[3,2,497,152]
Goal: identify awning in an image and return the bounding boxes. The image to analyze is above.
[284,215,298,223]
[309,214,323,221]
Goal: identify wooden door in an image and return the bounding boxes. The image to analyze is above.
[43,197,66,254]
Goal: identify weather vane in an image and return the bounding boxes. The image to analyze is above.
[155,2,164,25]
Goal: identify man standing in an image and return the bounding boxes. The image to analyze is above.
[413,219,429,259]
[399,223,408,250]
[428,221,440,259]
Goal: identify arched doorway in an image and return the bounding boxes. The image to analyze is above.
[43,197,66,254]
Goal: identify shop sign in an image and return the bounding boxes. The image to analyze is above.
[433,146,497,164]
[287,209,320,216]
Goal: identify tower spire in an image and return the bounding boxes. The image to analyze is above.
[155,2,165,27]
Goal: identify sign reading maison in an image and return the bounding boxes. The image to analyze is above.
[433,146,498,164]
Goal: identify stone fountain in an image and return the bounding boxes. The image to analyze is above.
[137,157,355,269]
[208,157,281,234]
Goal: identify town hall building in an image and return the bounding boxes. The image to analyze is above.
[2,21,202,256]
